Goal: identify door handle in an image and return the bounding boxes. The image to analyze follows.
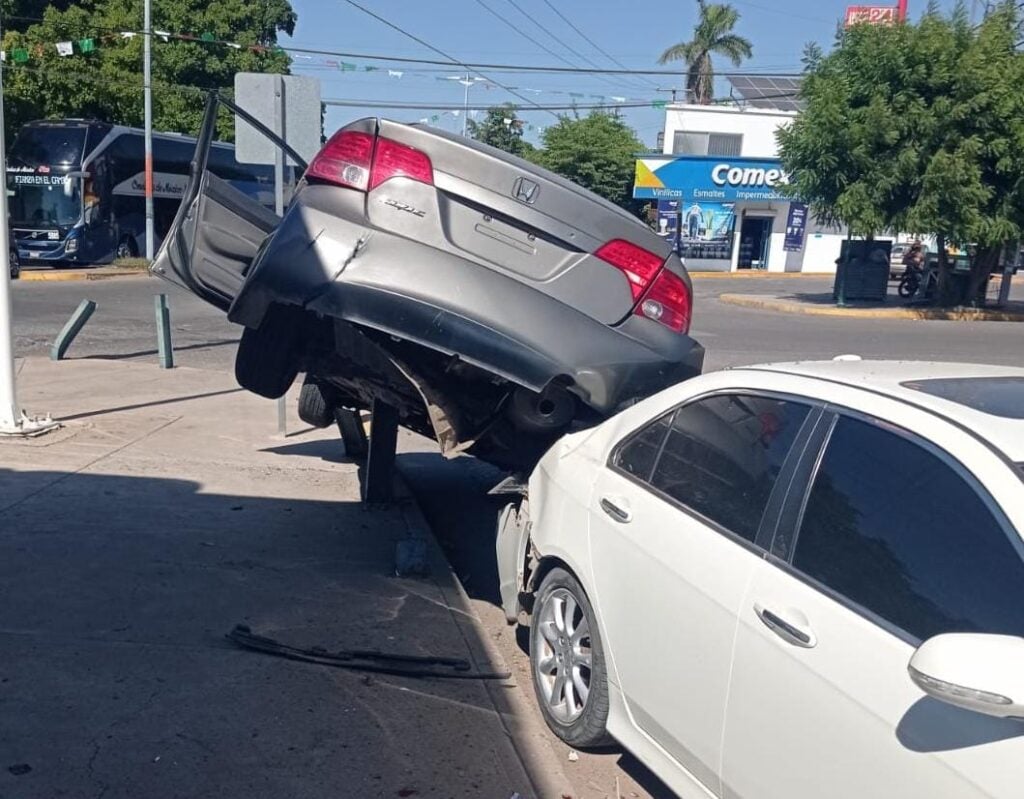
[754,603,817,649]
[600,496,632,524]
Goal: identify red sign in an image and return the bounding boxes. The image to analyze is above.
[845,5,899,26]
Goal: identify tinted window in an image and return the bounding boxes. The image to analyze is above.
[9,125,86,166]
[902,377,1024,419]
[650,395,811,542]
[615,414,671,482]
[793,417,1024,641]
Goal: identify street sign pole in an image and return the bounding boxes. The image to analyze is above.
[143,0,154,261]
[0,14,56,436]
[273,76,287,436]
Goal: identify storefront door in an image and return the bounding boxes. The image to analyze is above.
[738,217,773,270]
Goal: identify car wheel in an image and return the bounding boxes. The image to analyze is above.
[530,568,612,748]
[234,306,303,399]
[115,236,137,260]
[8,250,19,280]
[298,378,335,428]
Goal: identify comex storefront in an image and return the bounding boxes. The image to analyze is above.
[635,87,846,273]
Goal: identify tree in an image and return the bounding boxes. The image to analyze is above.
[658,1,752,104]
[2,0,296,141]
[778,2,1024,305]
[466,103,533,157]
[532,111,644,212]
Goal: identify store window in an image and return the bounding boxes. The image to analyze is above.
[672,131,743,157]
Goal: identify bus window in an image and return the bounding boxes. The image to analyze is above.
[8,175,82,227]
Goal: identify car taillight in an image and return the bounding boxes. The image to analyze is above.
[370,138,434,190]
[637,268,692,333]
[305,130,434,192]
[305,130,374,190]
[595,239,664,302]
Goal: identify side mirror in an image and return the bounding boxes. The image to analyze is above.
[909,634,1024,719]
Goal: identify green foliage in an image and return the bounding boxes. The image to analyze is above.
[466,103,533,157]
[532,111,644,212]
[2,0,296,140]
[658,1,752,104]
[779,2,1024,302]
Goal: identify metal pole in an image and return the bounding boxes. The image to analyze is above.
[463,77,469,137]
[143,0,154,261]
[0,10,18,430]
[273,76,287,436]
[0,15,56,436]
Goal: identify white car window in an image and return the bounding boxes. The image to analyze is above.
[792,416,1024,641]
[615,394,812,543]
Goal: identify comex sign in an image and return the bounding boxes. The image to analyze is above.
[711,164,788,191]
[634,155,791,202]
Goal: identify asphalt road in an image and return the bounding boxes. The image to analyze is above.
[11,272,1024,798]
[13,273,1024,375]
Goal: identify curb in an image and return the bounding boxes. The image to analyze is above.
[395,475,575,799]
[19,269,150,283]
[691,271,835,279]
[719,293,1024,322]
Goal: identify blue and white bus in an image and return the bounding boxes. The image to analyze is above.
[7,119,288,267]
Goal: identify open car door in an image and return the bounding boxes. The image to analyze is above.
[151,93,306,311]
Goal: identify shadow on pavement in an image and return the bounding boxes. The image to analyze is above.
[0,467,540,799]
[60,387,245,421]
[398,451,677,799]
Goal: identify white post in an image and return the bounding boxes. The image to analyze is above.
[0,13,18,429]
[0,14,56,436]
[143,0,154,261]
[462,76,470,137]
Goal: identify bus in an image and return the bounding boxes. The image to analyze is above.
[6,119,291,267]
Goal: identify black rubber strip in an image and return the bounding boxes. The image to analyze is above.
[226,624,511,681]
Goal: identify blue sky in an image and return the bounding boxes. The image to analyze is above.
[282,0,973,148]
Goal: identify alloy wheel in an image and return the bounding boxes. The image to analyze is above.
[534,587,593,723]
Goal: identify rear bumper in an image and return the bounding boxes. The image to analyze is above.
[229,187,704,413]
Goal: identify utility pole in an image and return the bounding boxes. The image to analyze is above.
[0,13,56,436]
[143,0,154,261]
[897,0,908,21]
[446,75,485,137]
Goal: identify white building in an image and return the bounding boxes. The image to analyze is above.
[636,88,848,273]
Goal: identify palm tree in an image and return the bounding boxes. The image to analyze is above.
[658,1,753,104]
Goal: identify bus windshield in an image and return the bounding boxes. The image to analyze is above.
[7,175,82,226]
[9,126,86,167]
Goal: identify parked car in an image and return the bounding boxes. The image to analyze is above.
[153,95,704,471]
[497,359,1024,799]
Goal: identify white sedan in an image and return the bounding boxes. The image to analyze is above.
[496,359,1024,799]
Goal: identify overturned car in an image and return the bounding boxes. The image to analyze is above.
[154,95,704,471]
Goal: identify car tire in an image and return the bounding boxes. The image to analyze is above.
[115,236,137,260]
[234,307,303,399]
[9,249,19,280]
[530,567,613,749]
[298,378,335,428]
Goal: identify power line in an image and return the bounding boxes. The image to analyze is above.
[536,0,659,91]
[468,0,580,69]
[339,0,559,118]
[6,16,801,78]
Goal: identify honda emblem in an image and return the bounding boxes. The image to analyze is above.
[512,176,540,205]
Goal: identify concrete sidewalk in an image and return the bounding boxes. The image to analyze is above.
[0,358,570,799]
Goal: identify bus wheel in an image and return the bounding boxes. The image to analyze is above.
[115,237,137,260]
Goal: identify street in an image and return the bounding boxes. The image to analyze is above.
[7,272,1024,799]
[12,273,1024,373]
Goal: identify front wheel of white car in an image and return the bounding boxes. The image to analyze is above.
[530,567,612,748]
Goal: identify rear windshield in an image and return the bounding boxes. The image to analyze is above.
[902,377,1024,419]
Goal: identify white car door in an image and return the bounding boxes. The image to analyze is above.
[587,391,820,796]
[722,408,1024,799]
